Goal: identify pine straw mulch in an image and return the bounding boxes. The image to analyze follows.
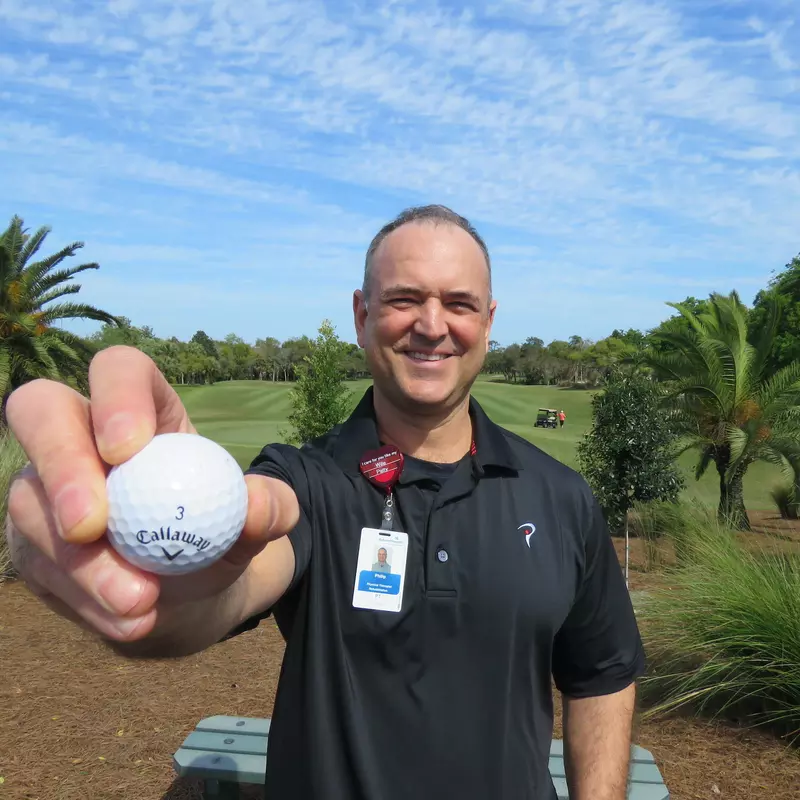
[1,511,798,800]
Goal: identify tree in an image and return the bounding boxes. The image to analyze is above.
[284,320,351,445]
[190,330,219,359]
[647,296,710,353]
[749,254,800,375]
[0,215,120,414]
[577,370,684,535]
[643,291,800,530]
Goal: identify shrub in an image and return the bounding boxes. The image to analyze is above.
[771,482,799,520]
[640,519,800,740]
[577,370,684,533]
[283,319,351,446]
[0,428,27,583]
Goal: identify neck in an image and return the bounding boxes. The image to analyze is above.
[373,389,473,463]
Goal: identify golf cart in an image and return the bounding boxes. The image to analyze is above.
[534,408,558,429]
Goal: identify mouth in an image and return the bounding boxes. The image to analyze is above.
[403,351,453,364]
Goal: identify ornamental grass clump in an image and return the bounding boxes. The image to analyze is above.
[640,519,800,741]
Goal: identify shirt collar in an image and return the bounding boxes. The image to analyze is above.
[331,386,522,477]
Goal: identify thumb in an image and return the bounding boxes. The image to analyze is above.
[222,473,300,565]
[89,346,195,467]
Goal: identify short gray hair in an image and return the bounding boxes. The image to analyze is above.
[362,204,492,303]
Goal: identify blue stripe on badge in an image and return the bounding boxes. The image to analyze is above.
[358,571,401,595]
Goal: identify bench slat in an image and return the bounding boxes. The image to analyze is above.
[182,731,268,756]
[173,749,267,785]
[196,715,271,736]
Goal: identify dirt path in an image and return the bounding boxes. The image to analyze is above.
[2,520,799,799]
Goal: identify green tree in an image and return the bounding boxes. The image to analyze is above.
[643,291,800,530]
[284,319,351,445]
[0,215,120,413]
[577,370,684,534]
[647,296,710,353]
[749,254,800,375]
[89,317,152,349]
[190,330,219,359]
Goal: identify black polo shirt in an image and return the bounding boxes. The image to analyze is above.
[236,387,645,800]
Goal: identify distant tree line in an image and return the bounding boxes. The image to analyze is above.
[85,321,371,385]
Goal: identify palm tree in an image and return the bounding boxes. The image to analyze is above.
[643,290,800,530]
[0,215,121,417]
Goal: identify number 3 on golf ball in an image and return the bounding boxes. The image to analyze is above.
[105,433,248,575]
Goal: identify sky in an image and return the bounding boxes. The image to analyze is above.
[2,0,800,348]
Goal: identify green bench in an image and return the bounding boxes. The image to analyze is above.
[174,715,670,799]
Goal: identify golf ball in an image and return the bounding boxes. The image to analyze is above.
[105,433,248,575]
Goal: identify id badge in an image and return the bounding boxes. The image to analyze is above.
[352,527,409,613]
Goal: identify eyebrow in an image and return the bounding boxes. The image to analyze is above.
[379,286,483,306]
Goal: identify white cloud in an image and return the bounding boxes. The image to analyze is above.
[1,0,799,343]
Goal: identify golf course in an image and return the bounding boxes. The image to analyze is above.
[174,376,779,512]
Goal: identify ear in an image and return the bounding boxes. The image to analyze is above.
[354,289,368,348]
[484,299,497,352]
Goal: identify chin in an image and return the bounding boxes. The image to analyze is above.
[396,379,461,409]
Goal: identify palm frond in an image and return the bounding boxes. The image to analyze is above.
[757,361,800,421]
[0,345,11,401]
[20,252,94,299]
[28,264,97,301]
[37,302,120,326]
[666,299,710,338]
[32,284,82,307]
[0,243,12,293]
[0,216,26,267]
[748,292,781,385]
[17,225,51,270]
[726,424,752,476]
[695,445,715,480]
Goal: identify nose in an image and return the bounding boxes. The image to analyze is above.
[413,299,448,341]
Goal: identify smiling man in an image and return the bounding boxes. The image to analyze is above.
[6,204,645,800]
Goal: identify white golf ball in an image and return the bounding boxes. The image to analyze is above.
[105,433,248,575]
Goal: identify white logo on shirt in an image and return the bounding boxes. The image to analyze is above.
[518,522,536,548]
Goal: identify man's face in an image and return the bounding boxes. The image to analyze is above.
[353,222,496,414]
[377,548,387,563]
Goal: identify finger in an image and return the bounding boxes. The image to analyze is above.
[88,345,195,466]
[7,380,110,544]
[8,471,160,618]
[223,474,300,566]
[17,542,157,641]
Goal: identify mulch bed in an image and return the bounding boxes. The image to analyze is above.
[1,510,798,799]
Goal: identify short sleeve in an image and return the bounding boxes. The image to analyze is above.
[246,443,314,591]
[220,444,313,641]
[551,489,646,698]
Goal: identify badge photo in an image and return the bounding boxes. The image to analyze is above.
[352,527,409,613]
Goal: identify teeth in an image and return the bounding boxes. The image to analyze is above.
[407,352,449,361]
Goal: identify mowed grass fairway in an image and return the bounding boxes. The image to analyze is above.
[174,376,777,511]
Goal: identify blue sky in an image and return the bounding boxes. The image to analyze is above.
[2,0,800,347]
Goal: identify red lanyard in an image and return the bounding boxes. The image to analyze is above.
[359,440,476,530]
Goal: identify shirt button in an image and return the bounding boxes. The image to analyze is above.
[437,548,449,563]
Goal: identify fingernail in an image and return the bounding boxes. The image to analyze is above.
[97,570,148,616]
[99,413,141,457]
[55,484,99,538]
[112,616,149,639]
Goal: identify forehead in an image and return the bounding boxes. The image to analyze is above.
[370,222,490,296]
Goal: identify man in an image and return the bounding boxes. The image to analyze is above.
[559,409,566,429]
[372,547,391,572]
[5,205,645,800]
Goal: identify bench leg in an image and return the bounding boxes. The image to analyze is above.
[202,778,241,799]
